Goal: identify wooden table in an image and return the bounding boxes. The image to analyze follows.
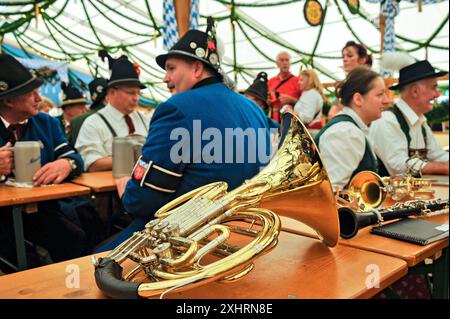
[71,171,116,193]
[279,185,449,298]
[0,231,407,299]
[0,183,91,271]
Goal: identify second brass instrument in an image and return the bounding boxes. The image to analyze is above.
[336,170,436,212]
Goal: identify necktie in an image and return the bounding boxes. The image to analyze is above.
[7,123,26,145]
[124,114,135,135]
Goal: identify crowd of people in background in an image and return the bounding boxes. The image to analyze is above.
[0,23,448,284]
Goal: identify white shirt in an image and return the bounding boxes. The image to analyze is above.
[369,98,448,176]
[318,107,375,191]
[294,89,323,126]
[1,116,28,128]
[75,103,150,170]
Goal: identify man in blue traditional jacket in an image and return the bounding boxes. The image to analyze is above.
[98,19,277,251]
[0,53,100,264]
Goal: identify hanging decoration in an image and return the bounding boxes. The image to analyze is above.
[162,0,199,50]
[346,0,360,14]
[304,0,324,26]
[1,0,448,98]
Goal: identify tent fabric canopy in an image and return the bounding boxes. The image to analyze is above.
[1,0,448,102]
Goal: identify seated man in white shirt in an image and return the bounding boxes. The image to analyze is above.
[76,56,150,172]
[369,59,448,177]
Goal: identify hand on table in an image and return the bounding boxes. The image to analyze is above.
[33,158,72,185]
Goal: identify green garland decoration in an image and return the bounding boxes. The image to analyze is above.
[355,5,449,51]
[42,13,99,51]
[94,0,155,28]
[144,0,162,37]
[18,31,73,61]
[310,0,329,66]
[80,0,104,47]
[42,14,78,60]
[0,0,48,5]
[237,18,338,80]
[334,0,380,53]
[402,14,449,53]
[1,15,32,35]
[88,0,154,38]
[213,0,302,7]
[13,16,32,37]
[45,14,153,54]
[46,0,70,20]
[12,30,33,59]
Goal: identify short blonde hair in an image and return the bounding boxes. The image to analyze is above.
[299,69,325,100]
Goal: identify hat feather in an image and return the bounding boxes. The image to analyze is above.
[215,35,225,62]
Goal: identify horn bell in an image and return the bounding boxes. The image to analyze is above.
[258,111,340,247]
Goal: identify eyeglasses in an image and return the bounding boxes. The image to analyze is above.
[114,87,141,97]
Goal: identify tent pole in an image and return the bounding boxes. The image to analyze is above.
[231,1,238,85]
[175,0,190,38]
[379,13,385,53]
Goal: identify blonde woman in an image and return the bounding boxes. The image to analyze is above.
[294,69,325,137]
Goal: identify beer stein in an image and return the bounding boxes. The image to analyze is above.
[11,141,41,185]
[112,135,146,178]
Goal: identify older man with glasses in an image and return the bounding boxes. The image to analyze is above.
[75,56,150,172]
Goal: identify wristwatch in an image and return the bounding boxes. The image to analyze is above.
[66,158,77,172]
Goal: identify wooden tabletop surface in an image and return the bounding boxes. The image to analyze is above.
[0,231,407,299]
[71,171,116,193]
[0,183,91,207]
[280,185,449,267]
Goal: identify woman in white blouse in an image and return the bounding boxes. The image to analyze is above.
[314,67,389,191]
[294,69,325,137]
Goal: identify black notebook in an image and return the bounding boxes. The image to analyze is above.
[370,218,449,245]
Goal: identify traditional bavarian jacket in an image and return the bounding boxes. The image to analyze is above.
[0,112,83,180]
[315,107,378,191]
[75,103,150,170]
[122,78,277,219]
[369,98,448,177]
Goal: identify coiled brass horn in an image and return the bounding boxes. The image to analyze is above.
[94,111,339,299]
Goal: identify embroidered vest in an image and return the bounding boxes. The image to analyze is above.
[315,114,378,179]
[377,105,428,176]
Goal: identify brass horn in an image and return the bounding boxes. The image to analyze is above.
[336,171,387,212]
[336,171,437,212]
[94,111,339,299]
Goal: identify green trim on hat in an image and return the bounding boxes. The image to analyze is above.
[0,76,43,98]
[61,98,87,107]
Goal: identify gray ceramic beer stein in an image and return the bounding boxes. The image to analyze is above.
[112,135,146,178]
[12,141,41,185]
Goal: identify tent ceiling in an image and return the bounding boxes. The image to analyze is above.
[1,0,449,102]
